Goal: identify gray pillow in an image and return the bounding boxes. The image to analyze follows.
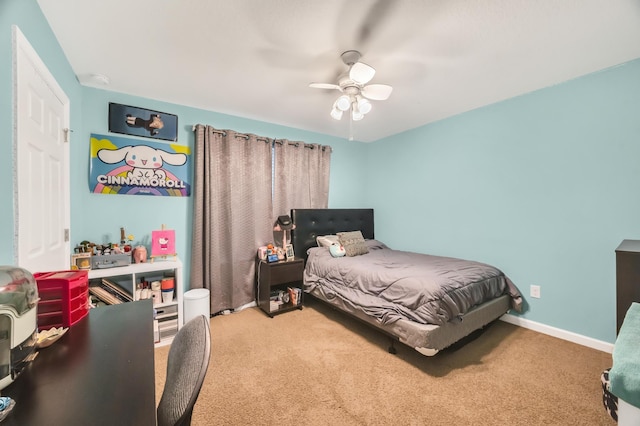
[337,231,369,257]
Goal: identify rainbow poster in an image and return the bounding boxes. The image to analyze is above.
[89,133,191,196]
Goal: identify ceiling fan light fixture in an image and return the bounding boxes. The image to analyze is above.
[356,96,372,114]
[311,51,392,132]
[335,95,351,112]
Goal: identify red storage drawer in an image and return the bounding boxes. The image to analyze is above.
[34,270,89,330]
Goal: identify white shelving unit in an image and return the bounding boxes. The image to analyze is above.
[88,259,183,347]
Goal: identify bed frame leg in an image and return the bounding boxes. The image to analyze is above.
[388,338,397,354]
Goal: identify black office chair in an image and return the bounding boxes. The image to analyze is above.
[157,314,211,426]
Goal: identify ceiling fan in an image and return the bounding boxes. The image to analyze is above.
[310,50,393,122]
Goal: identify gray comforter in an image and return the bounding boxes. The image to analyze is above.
[304,240,522,326]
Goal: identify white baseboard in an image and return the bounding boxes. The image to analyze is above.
[500,313,614,354]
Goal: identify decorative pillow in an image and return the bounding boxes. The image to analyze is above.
[316,235,339,248]
[329,243,346,258]
[337,231,369,257]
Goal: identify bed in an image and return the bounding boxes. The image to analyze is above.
[291,208,523,356]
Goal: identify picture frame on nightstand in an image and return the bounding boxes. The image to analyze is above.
[285,244,295,260]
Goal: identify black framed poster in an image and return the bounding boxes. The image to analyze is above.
[108,102,178,142]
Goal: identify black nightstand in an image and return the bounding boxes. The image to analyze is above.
[256,258,304,317]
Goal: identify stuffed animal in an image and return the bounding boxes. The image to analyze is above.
[329,243,346,258]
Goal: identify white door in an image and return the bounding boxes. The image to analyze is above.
[13,26,70,273]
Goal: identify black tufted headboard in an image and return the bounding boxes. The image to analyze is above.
[291,209,374,261]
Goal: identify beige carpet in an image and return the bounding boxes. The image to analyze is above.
[155,298,614,425]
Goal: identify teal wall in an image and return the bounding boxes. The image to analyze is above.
[3,0,637,344]
[366,59,640,343]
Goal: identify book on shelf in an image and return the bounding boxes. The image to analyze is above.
[287,287,302,306]
[101,278,133,302]
[89,279,133,305]
[89,286,122,305]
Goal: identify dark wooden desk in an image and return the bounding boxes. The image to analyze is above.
[3,300,156,425]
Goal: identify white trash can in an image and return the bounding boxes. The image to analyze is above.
[183,288,210,325]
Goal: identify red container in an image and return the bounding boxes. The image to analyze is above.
[34,270,89,330]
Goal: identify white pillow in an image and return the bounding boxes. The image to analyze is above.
[316,235,339,247]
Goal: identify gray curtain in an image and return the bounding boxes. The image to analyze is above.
[273,139,331,218]
[191,125,273,315]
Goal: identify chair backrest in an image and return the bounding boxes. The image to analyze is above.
[157,314,211,426]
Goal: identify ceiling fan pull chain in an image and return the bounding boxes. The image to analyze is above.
[349,113,354,141]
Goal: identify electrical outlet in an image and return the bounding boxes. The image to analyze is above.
[530,285,541,299]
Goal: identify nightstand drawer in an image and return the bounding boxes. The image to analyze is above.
[269,261,304,284]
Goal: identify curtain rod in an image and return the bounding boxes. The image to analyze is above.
[192,124,227,136]
[235,133,270,143]
[192,126,267,142]
[274,140,332,152]
[193,125,330,150]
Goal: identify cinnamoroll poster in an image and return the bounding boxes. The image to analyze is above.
[89,133,191,196]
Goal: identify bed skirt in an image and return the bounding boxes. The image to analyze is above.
[307,285,511,353]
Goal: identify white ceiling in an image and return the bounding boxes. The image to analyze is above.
[37,0,640,143]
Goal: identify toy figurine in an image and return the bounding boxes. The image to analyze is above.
[132,246,147,263]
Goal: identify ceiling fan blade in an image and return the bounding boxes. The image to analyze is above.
[309,83,341,90]
[336,0,400,54]
[361,84,393,100]
[349,62,375,85]
[355,0,396,49]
